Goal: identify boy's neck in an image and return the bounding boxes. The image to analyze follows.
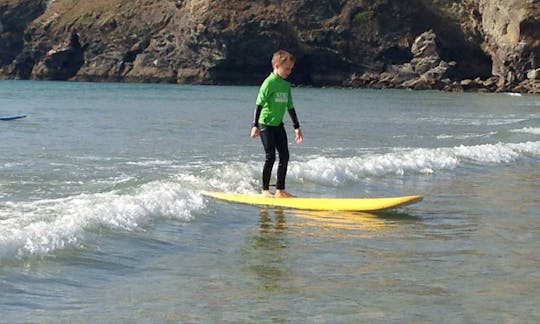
[272,70,284,79]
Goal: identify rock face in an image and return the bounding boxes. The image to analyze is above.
[31,31,84,80]
[0,0,538,93]
[347,30,458,90]
[0,0,47,76]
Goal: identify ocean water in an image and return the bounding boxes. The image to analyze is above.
[0,80,539,322]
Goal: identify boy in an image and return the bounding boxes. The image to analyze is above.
[250,50,304,198]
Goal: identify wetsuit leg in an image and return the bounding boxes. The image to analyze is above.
[274,125,289,190]
[260,126,276,191]
[260,125,289,190]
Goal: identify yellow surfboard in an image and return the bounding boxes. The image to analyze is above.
[202,191,423,212]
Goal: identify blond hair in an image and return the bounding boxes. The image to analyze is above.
[272,50,295,66]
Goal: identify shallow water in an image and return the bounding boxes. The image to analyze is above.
[1,80,539,322]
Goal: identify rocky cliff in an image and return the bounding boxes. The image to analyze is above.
[0,0,538,93]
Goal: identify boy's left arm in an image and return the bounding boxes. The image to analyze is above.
[294,128,303,144]
[288,108,303,144]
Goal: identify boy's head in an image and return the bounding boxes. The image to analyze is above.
[272,50,295,79]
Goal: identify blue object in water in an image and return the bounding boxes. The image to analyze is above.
[0,114,26,121]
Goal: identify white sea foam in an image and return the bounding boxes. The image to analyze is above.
[205,162,260,193]
[125,159,175,166]
[289,141,540,186]
[417,116,527,126]
[0,180,204,259]
[436,132,497,140]
[510,127,540,135]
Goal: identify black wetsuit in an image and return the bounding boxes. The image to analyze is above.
[253,105,300,190]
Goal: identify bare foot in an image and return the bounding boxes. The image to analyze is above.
[261,190,274,198]
[274,190,294,198]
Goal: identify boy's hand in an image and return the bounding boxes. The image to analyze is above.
[294,128,303,144]
[250,126,260,139]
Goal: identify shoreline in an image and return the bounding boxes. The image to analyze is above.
[1,76,538,95]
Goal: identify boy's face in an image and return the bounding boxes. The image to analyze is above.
[274,60,294,79]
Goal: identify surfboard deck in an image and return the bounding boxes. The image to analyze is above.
[0,115,26,121]
[202,191,423,212]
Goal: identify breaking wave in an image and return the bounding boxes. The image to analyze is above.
[1,141,538,260]
[0,180,205,259]
[290,141,540,186]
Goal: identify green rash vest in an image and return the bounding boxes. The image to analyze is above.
[256,72,294,127]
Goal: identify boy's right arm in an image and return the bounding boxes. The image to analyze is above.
[251,105,262,138]
[250,127,260,138]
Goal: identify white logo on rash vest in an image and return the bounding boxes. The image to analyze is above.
[275,92,288,103]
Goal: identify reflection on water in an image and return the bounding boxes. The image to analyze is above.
[240,207,423,296]
[258,208,287,234]
[241,209,289,293]
[286,209,420,239]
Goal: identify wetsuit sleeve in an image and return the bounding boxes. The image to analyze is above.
[252,105,262,127]
[288,108,300,129]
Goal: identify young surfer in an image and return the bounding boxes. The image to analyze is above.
[250,50,304,198]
